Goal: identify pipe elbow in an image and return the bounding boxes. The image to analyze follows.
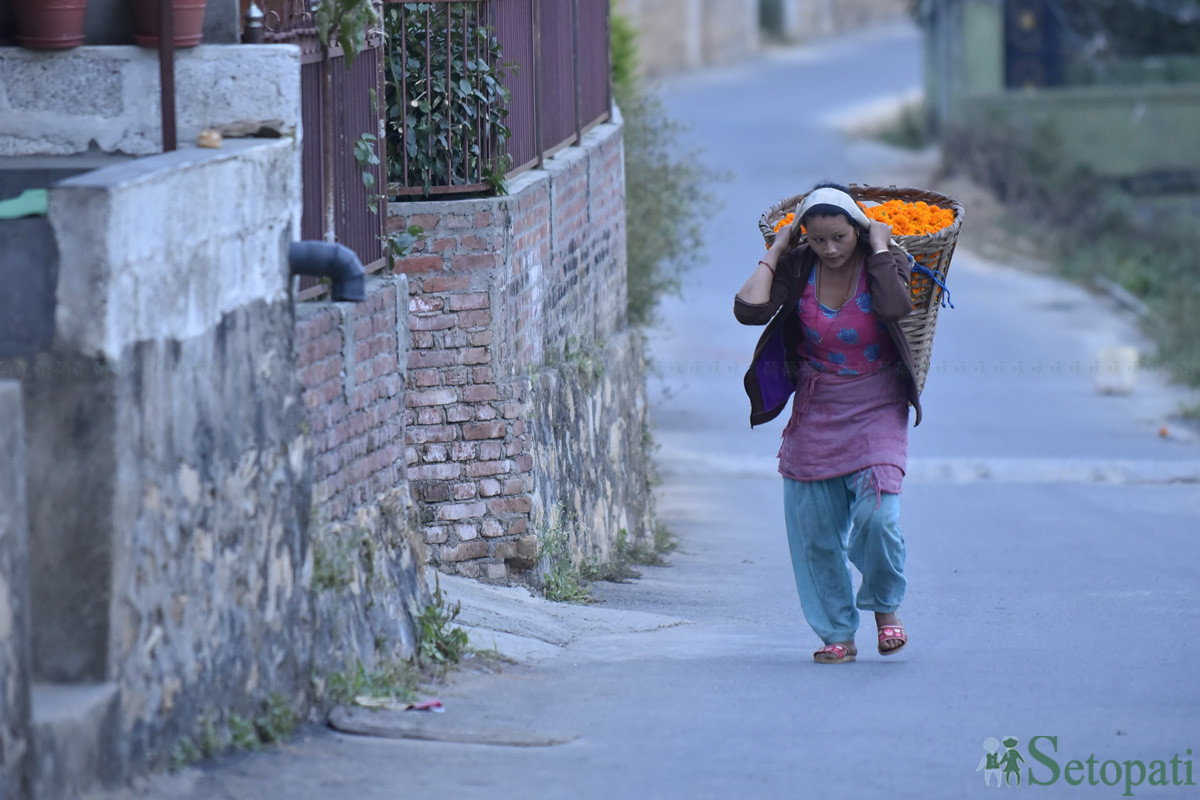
[288,240,366,302]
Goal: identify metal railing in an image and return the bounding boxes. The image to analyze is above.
[385,0,612,197]
[259,1,387,300]
[249,0,611,299]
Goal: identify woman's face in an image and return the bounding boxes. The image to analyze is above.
[804,213,859,270]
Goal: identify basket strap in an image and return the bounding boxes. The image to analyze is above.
[890,238,954,309]
[910,257,954,309]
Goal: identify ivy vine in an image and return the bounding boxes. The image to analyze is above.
[383,3,513,197]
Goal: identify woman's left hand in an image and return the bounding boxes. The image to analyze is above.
[868,220,893,254]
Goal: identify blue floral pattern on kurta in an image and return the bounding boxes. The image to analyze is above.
[798,264,898,375]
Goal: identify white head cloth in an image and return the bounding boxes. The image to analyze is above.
[797,187,872,229]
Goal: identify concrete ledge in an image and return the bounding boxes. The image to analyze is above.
[29,682,122,800]
[50,137,300,359]
[0,45,301,157]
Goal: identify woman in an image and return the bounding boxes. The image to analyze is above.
[734,182,921,664]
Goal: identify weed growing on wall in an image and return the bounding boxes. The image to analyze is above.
[311,529,358,591]
[562,335,606,386]
[538,506,595,603]
[168,694,302,771]
[324,658,423,708]
[612,7,725,327]
[417,574,471,668]
[538,508,677,602]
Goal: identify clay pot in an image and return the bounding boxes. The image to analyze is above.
[13,0,89,49]
[132,0,209,48]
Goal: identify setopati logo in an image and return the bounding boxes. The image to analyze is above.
[976,736,1195,796]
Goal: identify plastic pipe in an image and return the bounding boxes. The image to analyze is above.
[288,241,366,302]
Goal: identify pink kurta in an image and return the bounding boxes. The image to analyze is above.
[777,261,909,492]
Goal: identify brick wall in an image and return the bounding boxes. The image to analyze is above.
[386,118,649,583]
[295,275,409,523]
[294,273,428,672]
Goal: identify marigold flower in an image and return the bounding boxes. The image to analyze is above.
[770,199,953,241]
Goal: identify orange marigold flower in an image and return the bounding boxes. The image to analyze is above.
[768,198,953,249]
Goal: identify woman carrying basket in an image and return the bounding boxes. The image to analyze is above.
[734,182,922,664]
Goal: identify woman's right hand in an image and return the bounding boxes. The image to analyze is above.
[768,215,799,258]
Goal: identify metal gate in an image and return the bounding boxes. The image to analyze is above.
[1004,0,1064,88]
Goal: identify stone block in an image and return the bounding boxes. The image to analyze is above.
[503,535,539,571]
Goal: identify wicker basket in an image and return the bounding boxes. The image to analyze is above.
[757,184,964,395]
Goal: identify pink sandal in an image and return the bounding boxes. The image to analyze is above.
[878,624,907,655]
[813,643,856,664]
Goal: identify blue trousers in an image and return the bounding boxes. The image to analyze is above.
[782,471,907,644]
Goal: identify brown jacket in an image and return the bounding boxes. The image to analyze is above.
[733,242,923,427]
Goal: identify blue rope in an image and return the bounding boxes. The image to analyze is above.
[908,256,954,309]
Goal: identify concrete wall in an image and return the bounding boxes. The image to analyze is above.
[0,45,299,156]
[0,156,130,360]
[925,0,1200,182]
[386,118,655,584]
[768,0,911,41]
[0,382,32,800]
[616,0,758,76]
[24,137,308,775]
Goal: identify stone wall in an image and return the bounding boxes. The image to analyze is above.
[0,381,31,799]
[387,118,654,583]
[0,135,311,784]
[529,331,654,563]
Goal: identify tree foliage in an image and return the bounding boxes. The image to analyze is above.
[612,9,722,327]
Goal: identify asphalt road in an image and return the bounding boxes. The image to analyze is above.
[97,21,1200,800]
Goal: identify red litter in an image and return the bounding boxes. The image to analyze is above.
[405,699,444,712]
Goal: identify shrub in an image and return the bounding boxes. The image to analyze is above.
[612,6,724,327]
[383,3,512,196]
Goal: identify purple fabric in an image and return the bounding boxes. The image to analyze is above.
[778,266,909,491]
[755,325,795,414]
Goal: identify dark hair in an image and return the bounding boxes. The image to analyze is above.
[799,181,868,237]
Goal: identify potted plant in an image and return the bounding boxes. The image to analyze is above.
[12,0,88,49]
[132,0,209,48]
